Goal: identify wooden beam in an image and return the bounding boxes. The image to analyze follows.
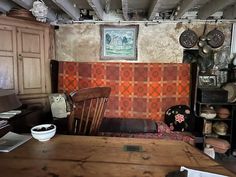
[148,0,162,20]
[52,0,80,20]
[223,4,236,19]
[47,11,58,22]
[11,0,32,9]
[0,0,15,13]
[197,0,236,19]
[121,0,129,21]
[174,0,200,19]
[87,0,104,20]
[104,0,111,14]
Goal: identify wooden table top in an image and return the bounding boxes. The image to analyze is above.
[0,135,235,177]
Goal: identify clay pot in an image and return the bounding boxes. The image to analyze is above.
[216,107,230,119]
[213,121,228,136]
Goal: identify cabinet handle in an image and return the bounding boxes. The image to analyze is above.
[18,54,23,61]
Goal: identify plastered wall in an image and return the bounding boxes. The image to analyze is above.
[55,22,232,63]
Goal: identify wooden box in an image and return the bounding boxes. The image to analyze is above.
[197,88,228,103]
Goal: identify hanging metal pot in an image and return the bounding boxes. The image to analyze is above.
[199,35,207,41]
[206,28,224,48]
[179,29,198,48]
[198,40,206,48]
[202,45,212,54]
[199,45,212,58]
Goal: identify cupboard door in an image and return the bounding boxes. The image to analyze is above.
[0,25,18,92]
[17,28,45,94]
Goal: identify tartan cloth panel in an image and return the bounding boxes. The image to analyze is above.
[58,62,190,121]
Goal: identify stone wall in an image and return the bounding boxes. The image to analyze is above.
[55,22,232,63]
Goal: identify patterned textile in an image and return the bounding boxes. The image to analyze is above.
[164,105,195,132]
[58,62,190,121]
[98,121,195,145]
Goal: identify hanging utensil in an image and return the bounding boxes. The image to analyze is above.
[199,47,212,58]
[198,23,207,47]
[206,28,225,48]
[198,40,206,48]
[202,45,212,54]
[198,22,213,58]
[179,29,198,48]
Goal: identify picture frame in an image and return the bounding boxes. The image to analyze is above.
[198,75,217,87]
[100,25,138,60]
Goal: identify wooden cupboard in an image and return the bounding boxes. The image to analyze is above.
[0,16,54,110]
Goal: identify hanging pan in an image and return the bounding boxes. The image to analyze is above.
[206,28,225,48]
[179,29,198,48]
[199,45,213,58]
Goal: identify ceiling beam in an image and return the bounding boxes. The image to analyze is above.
[47,10,58,22]
[174,0,200,19]
[0,0,16,13]
[11,0,32,9]
[52,0,80,20]
[12,0,57,22]
[87,0,104,20]
[104,0,111,14]
[148,0,163,20]
[223,4,236,19]
[121,0,129,21]
[197,0,236,19]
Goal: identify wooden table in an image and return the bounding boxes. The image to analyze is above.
[0,135,235,177]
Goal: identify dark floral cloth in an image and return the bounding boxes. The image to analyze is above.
[164,105,195,132]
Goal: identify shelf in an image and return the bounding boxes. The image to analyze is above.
[196,101,234,154]
[202,117,231,121]
[197,101,236,106]
[204,133,231,137]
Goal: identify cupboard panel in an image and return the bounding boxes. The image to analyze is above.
[17,28,45,94]
[0,27,13,52]
[23,57,41,89]
[21,32,40,53]
[0,56,15,89]
[0,25,17,92]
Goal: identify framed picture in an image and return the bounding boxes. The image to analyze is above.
[100,25,138,60]
[198,75,217,87]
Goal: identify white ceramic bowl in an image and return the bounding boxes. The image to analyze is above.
[31,124,56,142]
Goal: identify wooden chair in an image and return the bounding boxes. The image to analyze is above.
[68,87,111,135]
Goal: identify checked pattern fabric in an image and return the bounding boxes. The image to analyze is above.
[58,62,190,121]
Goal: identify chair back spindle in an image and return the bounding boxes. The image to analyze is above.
[68,87,111,135]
